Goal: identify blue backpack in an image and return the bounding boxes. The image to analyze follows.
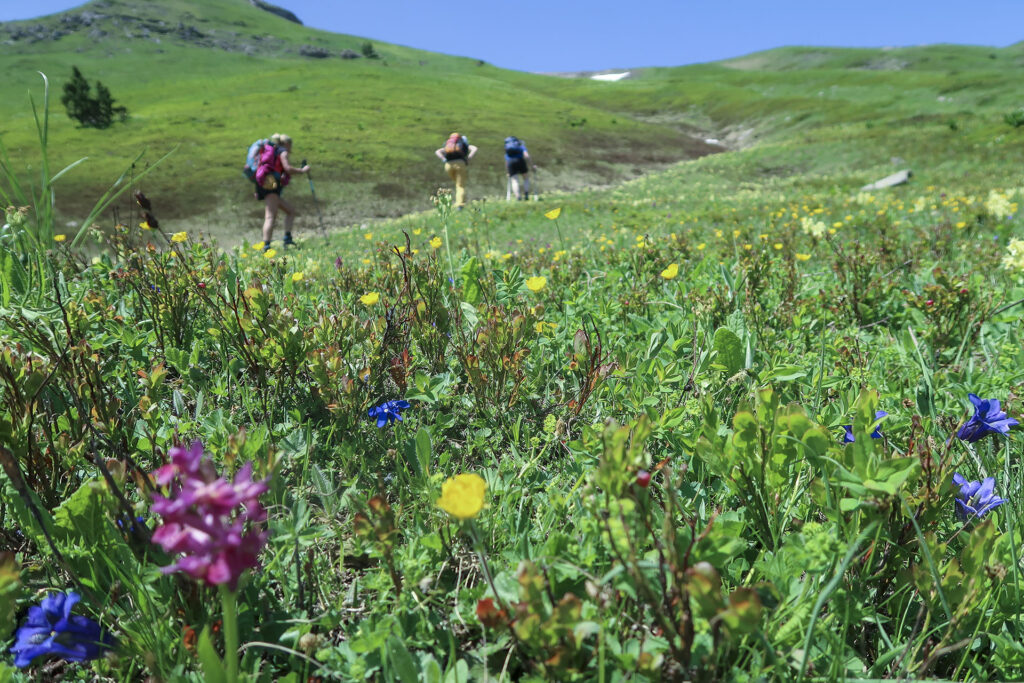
[504,136,525,160]
[243,139,269,181]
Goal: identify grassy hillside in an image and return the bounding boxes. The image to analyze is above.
[0,0,714,240]
[1,1,1022,245]
[6,5,1024,682]
[4,1,1021,247]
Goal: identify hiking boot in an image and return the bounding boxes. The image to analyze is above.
[262,242,272,252]
[283,233,295,247]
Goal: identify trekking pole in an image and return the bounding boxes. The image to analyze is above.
[302,159,326,237]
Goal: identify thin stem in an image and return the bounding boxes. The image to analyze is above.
[220,586,240,683]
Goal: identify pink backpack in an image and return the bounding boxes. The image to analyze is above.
[255,143,287,189]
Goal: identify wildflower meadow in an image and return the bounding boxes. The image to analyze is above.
[2,63,1024,682]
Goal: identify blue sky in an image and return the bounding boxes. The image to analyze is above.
[2,0,1023,72]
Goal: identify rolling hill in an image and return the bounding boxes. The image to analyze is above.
[0,0,1021,244]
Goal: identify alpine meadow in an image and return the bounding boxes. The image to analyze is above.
[2,0,1024,681]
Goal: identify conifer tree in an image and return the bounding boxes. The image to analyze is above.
[60,67,128,129]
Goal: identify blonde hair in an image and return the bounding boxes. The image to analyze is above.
[269,133,292,147]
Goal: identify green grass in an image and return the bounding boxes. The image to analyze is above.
[3,1,1024,247]
[4,5,1024,680]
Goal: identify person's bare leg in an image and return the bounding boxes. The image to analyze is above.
[277,196,297,243]
[262,194,279,244]
[510,175,521,199]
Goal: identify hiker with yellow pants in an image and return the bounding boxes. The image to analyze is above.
[435,132,478,209]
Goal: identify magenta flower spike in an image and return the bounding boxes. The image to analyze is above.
[151,440,269,591]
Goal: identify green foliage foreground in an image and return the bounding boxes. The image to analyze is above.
[2,79,1024,682]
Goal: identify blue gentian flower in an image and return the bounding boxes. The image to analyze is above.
[10,591,113,668]
[368,400,411,428]
[842,410,887,443]
[956,394,1019,442]
[952,473,1007,520]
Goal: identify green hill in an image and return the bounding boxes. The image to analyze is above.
[1,1,1022,245]
[0,0,716,240]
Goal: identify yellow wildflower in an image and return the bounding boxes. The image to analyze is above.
[292,272,304,283]
[413,228,423,236]
[263,249,277,259]
[697,243,706,250]
[54,234,66,243]
[525,276,547,293]
[436,473,487,520]
[544,207,562,220]
[661,263,679,279]
[795,253,812,261]
[139,221,152,230]
[252,241,265,250]
[430,237,442,249]
[773,243,783,250]
[171,231,188,243]
[364,232,373,240]
[360,292,380,305]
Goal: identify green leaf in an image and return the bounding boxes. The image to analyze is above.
[460,257,481,305]
[420,654,443,683]
[764,364,807,382]
[713,327,743,374]
[387,636,419,683]
[460,302,479,333]
[415,427,432,477]
[197,626,228,683]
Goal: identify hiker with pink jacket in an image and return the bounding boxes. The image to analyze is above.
[255,133,309,249]
[435,132,478,209]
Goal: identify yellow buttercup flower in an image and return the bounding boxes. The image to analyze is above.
[773,243,783,250]
[53,234,66,242]
[292,272,304,282]
[795,253,812,261]
[413,228,423,236]
[252,241,265,251]
[364,232,373,240]
[430,237,442,249]
[139,221,152,230]
[360,292,380,305]
[263,249,277,259]
[697,243,706,251]
[171,231,188,243]
[525,276,547,293]
[436,473,487,520]
[544,207,562,220]
[661,263,679,279]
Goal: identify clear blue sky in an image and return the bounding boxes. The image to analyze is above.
[2,0,1022,72]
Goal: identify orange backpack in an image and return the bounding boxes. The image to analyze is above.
[443,133,467,160]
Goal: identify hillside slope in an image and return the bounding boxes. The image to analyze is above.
[1,1,1021,244]
[0,0,718,238]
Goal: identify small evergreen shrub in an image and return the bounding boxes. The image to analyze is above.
[1003,108,1024,128]
[60,66,128,129]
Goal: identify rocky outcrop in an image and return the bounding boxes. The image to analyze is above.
[248,0,302,25]
[299,45,330,58]
[0,2,356,59]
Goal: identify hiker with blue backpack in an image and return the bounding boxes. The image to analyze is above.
[243,133,309,249]
[434,132,477,209]
[503,136,533,201]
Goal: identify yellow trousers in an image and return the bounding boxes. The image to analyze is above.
[444,161,469,207]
